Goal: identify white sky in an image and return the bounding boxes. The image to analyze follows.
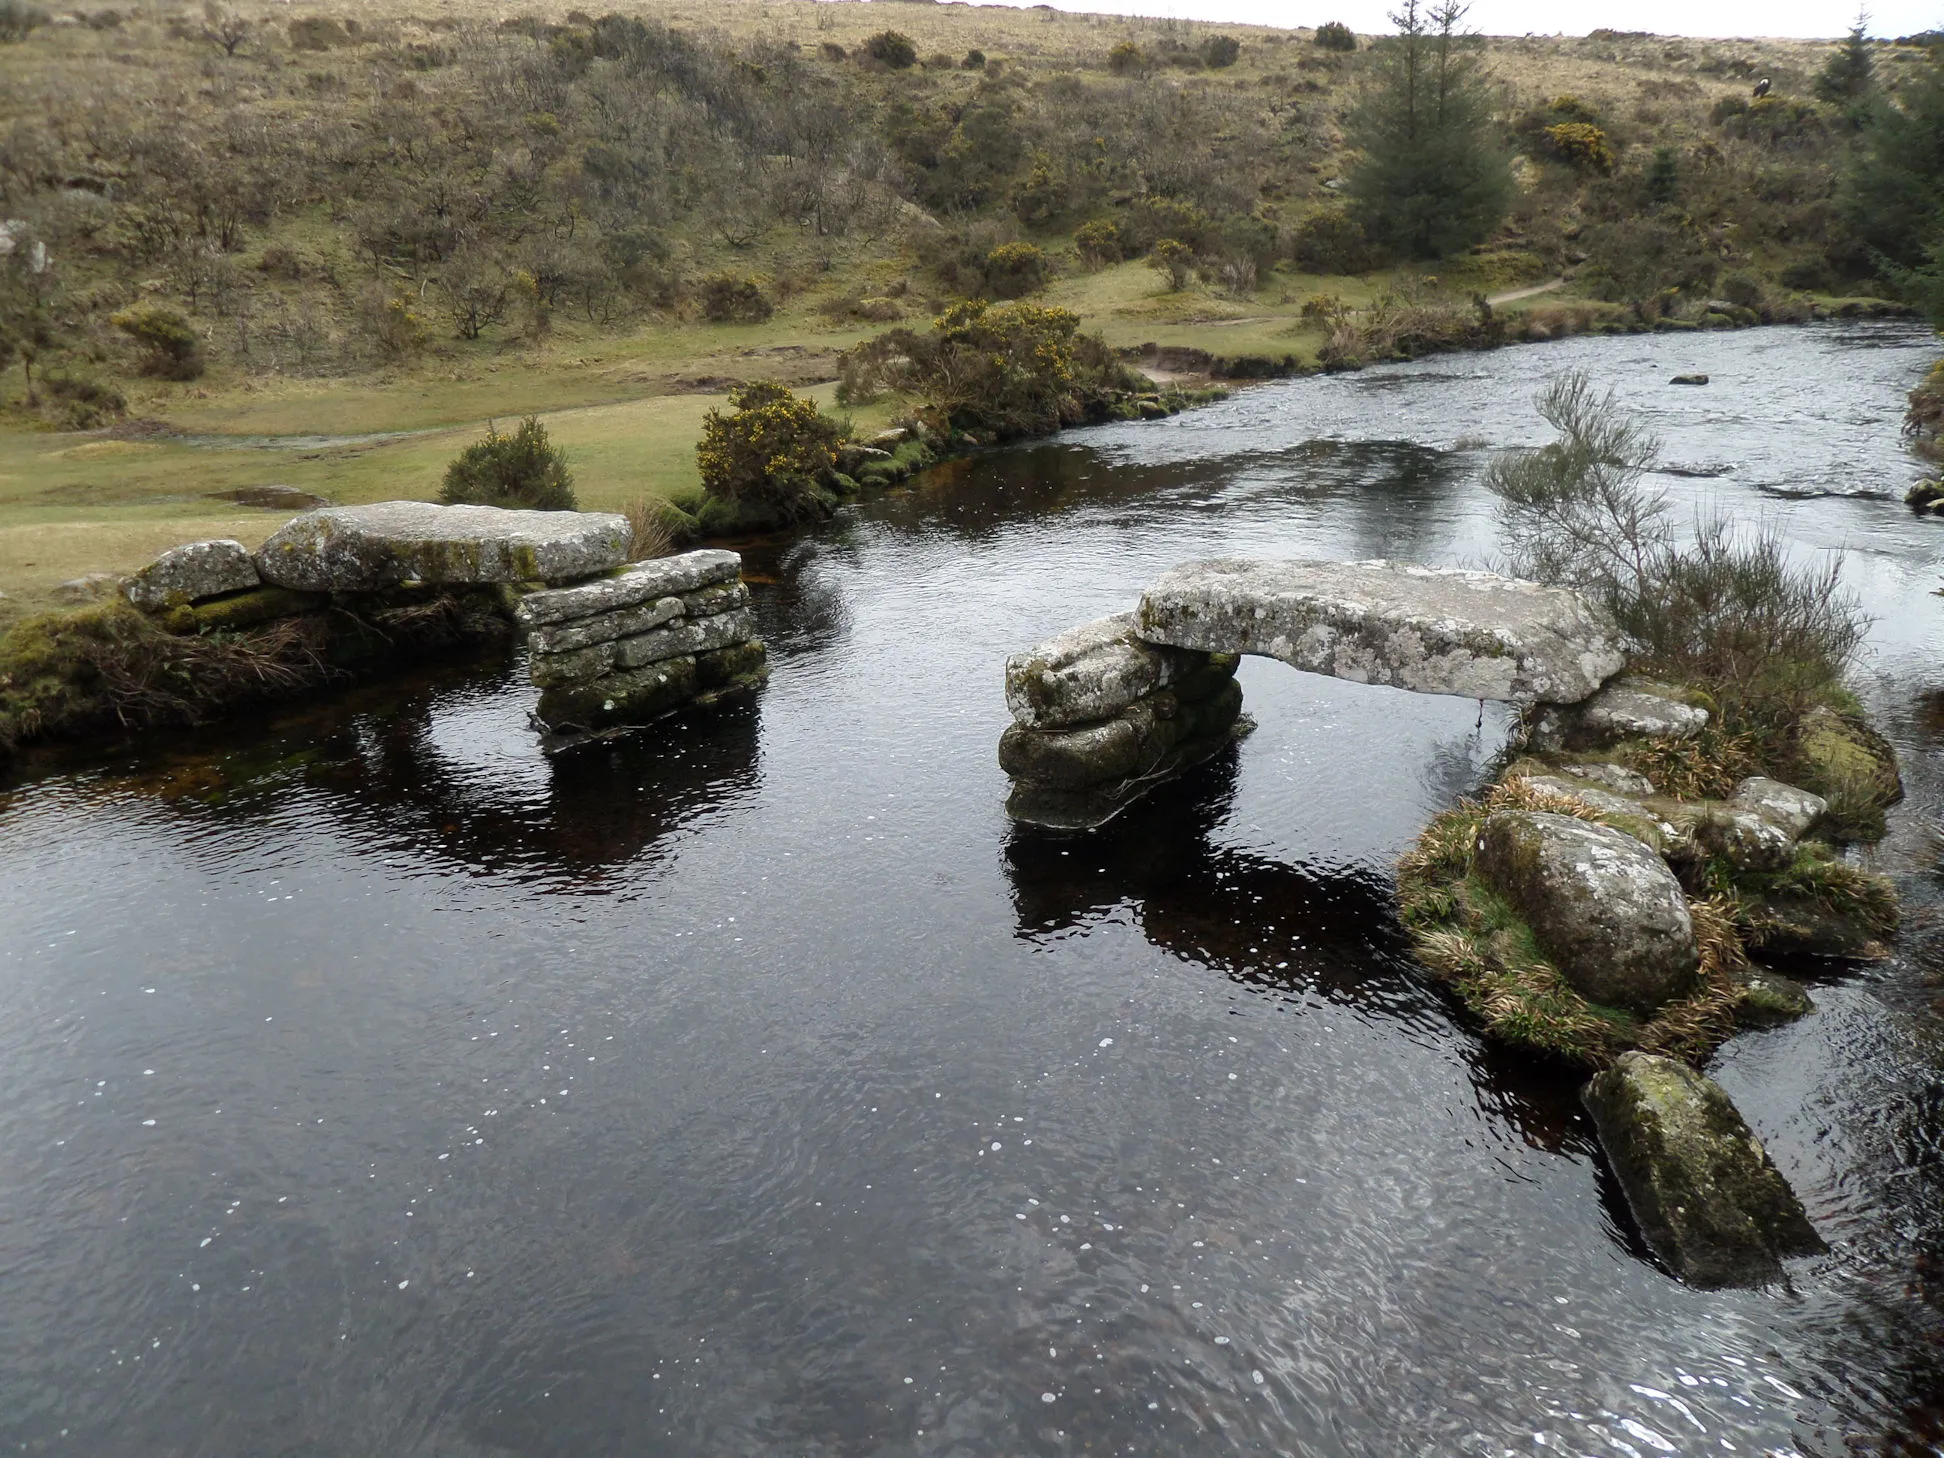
[959,0,1940,40]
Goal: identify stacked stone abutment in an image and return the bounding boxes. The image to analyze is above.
[517,549,767,735]
[1000,612,1244,829]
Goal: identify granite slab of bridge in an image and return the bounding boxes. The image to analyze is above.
[1001,558,1630,829]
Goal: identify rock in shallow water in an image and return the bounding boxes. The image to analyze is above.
[1137,558,1626,705]
[1583,1052,1824,1288]
[124,538,260,610]
[255,501,629,591]
[1476,811,1699,1015]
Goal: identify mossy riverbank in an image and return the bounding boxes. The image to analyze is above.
[1396,689,1903,1070]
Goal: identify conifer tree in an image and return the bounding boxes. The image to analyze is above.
[1343,0,1512,260]
[1842,34,1944,271]
[1814,11,1875,104]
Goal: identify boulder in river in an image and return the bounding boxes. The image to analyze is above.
[125,538,261,610]
[1583,1051,1824,1287]
[255,501,629,592]
[1137,558,1626,705]
[1476,811,1699,1015]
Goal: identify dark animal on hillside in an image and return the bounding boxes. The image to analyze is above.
[1752,76,1772,97]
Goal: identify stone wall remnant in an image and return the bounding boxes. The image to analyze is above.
[517,549,767,739]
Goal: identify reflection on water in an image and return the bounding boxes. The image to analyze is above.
[0,322,1941,1455]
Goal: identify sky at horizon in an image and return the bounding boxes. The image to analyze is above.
[956,0,1940,40]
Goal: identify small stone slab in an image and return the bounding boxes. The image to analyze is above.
[125,539,261,610]
[1005,612,1207,730]
[529,607,758,687]
[1477,811,1699,1016]
[526,582,750,656]
[530,596,685,657]
[1559,762,1656,795]
[1138,559,1626,705]
[1580,681,1709,742]
[1584,1052,1824,1288]
[516,550,741,627]
[1728,777,1825,839]
[255,502,629,592]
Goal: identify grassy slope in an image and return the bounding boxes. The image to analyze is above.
[0,0,1918,620]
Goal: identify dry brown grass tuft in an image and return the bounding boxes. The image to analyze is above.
[623,496,677,561]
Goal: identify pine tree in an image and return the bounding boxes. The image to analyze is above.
[1842,35,1944,270]
[1343,0,1512,260]
[1815,11,1876,104]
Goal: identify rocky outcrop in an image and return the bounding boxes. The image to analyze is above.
[255,501,629,591]
[1000,614,1243,830]
[1139,559,1625,705]
[1476,811,1699,1015]
[517,549,766,737]
[1583,1052,1824,1287]
[124,539,260,610]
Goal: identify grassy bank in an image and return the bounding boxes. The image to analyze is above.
[2,0,1938,616]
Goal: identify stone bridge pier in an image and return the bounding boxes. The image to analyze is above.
[1001,558,1630,829]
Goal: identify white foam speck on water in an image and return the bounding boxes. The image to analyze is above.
[1098,1038,1113,1047]
[1040,1393,1056,1404]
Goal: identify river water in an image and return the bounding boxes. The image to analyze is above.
[2,323,1941,1457]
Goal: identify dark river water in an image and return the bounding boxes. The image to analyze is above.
[4,323,1942,1457]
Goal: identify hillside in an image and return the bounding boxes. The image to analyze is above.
[0,0,1935,614]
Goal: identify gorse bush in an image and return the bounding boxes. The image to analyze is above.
[982,242,1047,298]
[440,417,577,510]
[1541,122,1615,174]
[1073,219,1122,268]
[837,300,1141,441]
[1486,372,1867,739]
[1313,20,1357,50]
[699,274,773,323]
[0,0,48,41]
[1148,238,1196,291]
[111,306,205,380]
[864,30,916,68]
[1200,34,1240,68]
[695,380,845,525]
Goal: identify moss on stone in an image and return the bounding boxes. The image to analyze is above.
[1786,705,1902,840]
[1398,779,1765,1068]
[161,587,329,635]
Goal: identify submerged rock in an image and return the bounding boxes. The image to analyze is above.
[125,539,261,611]
[256,501,629,592]
[1583,1052,1824,1287]
[1137,558,1626,705]
[1004,612,1210,730]
[1476,811,1699,1015]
